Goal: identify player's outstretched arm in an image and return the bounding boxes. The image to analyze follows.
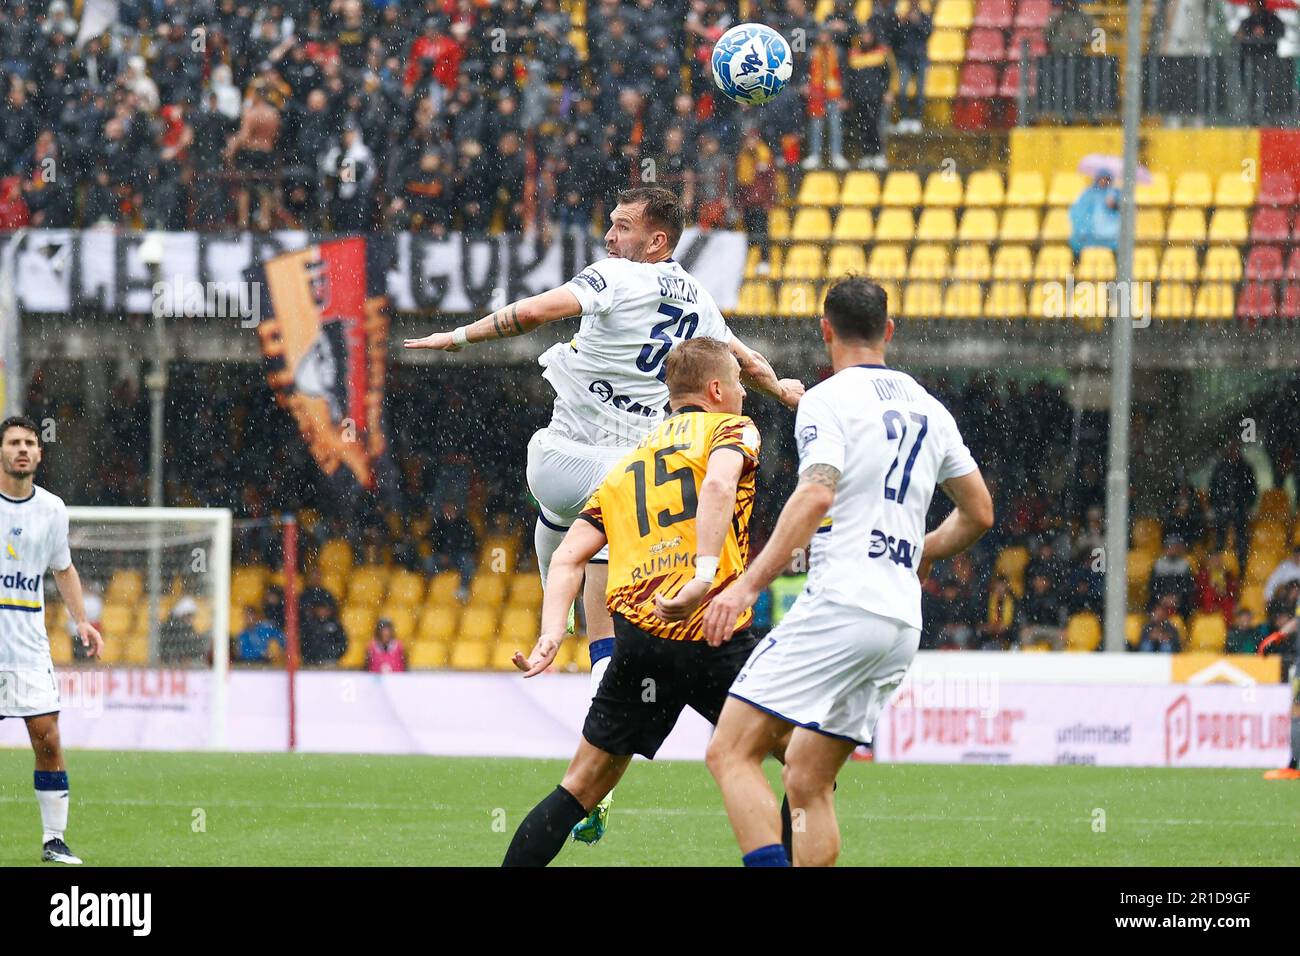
[654,448,745,622]
[916,468,994,582]
[513,520,606,677]
[728,338,804,409]
[702,463,839,646]
[403,287,583,351]
[51,563,104,658]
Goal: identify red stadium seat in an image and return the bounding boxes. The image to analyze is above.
[1236,281,1278,320]
[954,64,1000,129]
[1007,28,1047,60]
[1014,0,1052,29]
[966,28,1007,62]
[1283,283,1300,319]
[974,0,1015,29]
[1250,207,1290,243]
[1286,248,1300,280]
[1257,171,1296,207]
[998,59,1038,97]
[1245,245,1285,281]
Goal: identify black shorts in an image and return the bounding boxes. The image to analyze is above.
[582,613,760,759]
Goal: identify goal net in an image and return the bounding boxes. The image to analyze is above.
[43,507,231,750]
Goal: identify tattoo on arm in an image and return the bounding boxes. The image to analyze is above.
[799,463,841,491]
[492,303,525,338]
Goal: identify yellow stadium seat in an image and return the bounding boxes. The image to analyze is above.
[933,0,974,29]
[874,208,916,242]
[98,638,124,664]
[901,281,943,318]
[797,171,840,206]
[1047,171,1088,206]
[833,207,874,241]
[408,641,448,669]
[952,244,991,280]
[957,208,999,243]
[1172,171,1212,207]
[985,281,1027,318]
[928,29,967,64]
[427,571,462,606]
[923,171,963,207]
[106,570,145,606]
[943,281,983,318]
[867,244,909,280]
[385,607,416,643]
[500,607,537,647]
[341,606,377,645]
[480,533,520,571]
[1077,247,1116,281]
[1188,613,1227,653]
[881,171,923,207]
[1027,281,1056,319]
[1133,516,1163,551]
[459,606,498,643]
[876,281,901,313]
[908,244,950,279]
[999,207,1040,243]
[449,641,490,670]
[992,244,1033,280]
[101,605,134,641]
[1125,613,1144,648]
[916,208,957,242]
[1194,282,1235,320]
[1166,208,1206,243]
[1158,246,1198,281]
[347,567,387,607]
[1135,172,1170,206]
[50,633,74,665]
[125,635,150,665]
[508,573,543,609]
[1214,172,1255,208]
[828,244,868,276]
[1128,549,1156,606]
[387,571,426,609]
[1154,282,1194,320]
[784,243,826,280]
[319,573,346,603]
[1006,171,1047,206]
[553,639,579,672]
[1040,207,1072,242]
[491,642,524,671]
[1201,246,1242,282]
[778,282,820,318]
[995,546,1030,596]
[317,538,354,576]
[1239,584,1266,617]
[964,170,1005,207]
[1132,246,1159,281]
[840,171,880,206]
[339,637,367,669]
[1135,209,1166,243]
[418,605,459,643]
[768,207,790,240]
[1033,245,1073,280]
[790,207,833,241]
[469,572,507,607]
[1065,613,1102,652]
[1207,209,1249,244]
[925,63,959,99]
[743,246,764,279]
[734,280,776,316]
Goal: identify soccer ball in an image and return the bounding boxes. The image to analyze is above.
[711,23,794,106]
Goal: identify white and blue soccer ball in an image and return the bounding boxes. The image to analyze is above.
[711,23,794,106]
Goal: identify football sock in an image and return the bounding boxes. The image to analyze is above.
[1290,717,1299,770]
[34,770,69,843]
[742,844,790,867]
[589,637,614,697]
[502,785,588,867]
[780,794,793,858]
[534,514,569,588]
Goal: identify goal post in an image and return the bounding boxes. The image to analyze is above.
[57,506,232,750]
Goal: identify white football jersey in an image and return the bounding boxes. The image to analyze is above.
[0,485,72,669]
[796,365,976,629]
[540,256,735,447]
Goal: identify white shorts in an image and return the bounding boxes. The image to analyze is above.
[0,663,60,719]
[728,593,920,746]
[526,427,630,562]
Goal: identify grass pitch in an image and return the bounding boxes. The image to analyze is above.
[0,749,1295,866]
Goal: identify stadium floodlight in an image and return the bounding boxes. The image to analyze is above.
[58,506,232,749]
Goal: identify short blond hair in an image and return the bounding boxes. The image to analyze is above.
[664,337,734,399]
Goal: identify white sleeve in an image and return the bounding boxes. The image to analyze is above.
[564,258,626,317]
[795,390,845,474]
[696,297,735,344]
[50,501,72,572]
[936,406,977,483]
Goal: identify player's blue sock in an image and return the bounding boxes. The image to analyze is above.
[34,770,69,843]
[742,844,790,867]
[589,637,614,667]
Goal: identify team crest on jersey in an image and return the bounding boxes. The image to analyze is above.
[574,268,607,293]
[799,425,818,450]
[4,528,19,559]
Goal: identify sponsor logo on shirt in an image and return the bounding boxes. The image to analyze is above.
[798,425,817,450]
[574,268,606,293]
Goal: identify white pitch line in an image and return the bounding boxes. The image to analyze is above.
[0,795,1294,829]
